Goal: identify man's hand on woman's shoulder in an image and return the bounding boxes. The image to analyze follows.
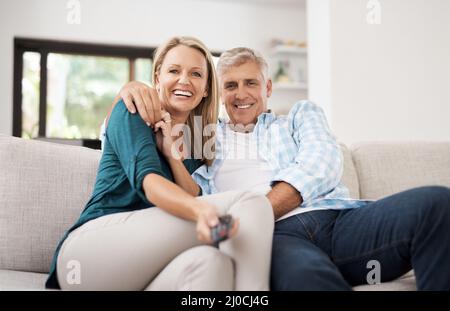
[108,81,163,128]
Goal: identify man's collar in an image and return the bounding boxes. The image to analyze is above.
[257,109,276,124]
[218,109,276,128]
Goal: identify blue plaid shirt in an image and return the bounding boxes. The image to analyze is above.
[192,100,370,218]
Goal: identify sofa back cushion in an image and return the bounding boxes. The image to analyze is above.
[340,143,360,199]
[0,135,100,273]
[351,142,450,200]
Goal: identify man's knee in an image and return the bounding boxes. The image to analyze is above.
[426,186,450,204]
[412,186,450,201]
[428,186,450,223]
[413,186,450,218]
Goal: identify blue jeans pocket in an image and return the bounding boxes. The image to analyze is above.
[295,213,319,241]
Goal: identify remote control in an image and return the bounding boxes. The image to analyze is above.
[211,214,234,245]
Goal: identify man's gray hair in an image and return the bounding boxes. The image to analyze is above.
[217,47,269,80]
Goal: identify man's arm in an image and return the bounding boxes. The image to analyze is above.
[100,82,163,151]
[107,81,162,128]
[266,182,303,220]
[269,101,344,219]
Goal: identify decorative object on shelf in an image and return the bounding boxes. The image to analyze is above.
[274,60,291,83]
[270,38,307,48]
[269,38,308,91]
[271,45,307,55]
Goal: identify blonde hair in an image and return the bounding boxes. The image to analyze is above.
[217,47,269,81]
[152,36,218,166]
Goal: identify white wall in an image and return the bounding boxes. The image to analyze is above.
[308,0,450,145]
[306,0,331,122]
[0,0,306,135]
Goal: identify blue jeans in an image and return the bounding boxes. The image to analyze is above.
[270,186,450,290]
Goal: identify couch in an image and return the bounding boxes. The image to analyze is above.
[1,133,449,290]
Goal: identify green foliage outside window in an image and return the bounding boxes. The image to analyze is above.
[47,54,129,139]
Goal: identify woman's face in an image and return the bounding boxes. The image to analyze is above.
[156,45,209,116]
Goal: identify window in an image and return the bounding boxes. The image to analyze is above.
[46,53,129,139]
[13,38,155,149]
[22,51,41,139]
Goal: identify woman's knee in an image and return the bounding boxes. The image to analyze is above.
[192,246,233,270]
[146,246,234,291]
[236,191,274,220]
[178,246,234,290]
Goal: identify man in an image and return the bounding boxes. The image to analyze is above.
[111,47,450,290]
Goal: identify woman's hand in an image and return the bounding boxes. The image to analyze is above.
[154,111,180,159]
[195,201,240,244]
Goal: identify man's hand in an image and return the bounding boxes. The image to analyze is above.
[117,81,163,126]
[266,181,303,220]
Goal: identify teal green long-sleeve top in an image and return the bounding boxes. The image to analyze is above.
[45,100,203,289]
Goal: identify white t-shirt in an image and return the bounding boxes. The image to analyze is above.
[214,125,329,221]
[215,125,273,194]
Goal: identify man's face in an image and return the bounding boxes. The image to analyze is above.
[220,61,272,127]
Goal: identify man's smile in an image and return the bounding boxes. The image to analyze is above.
[233,103,254,109]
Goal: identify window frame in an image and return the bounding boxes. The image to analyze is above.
[13,37,156,148]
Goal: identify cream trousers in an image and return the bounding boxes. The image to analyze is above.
[57,190,274,290]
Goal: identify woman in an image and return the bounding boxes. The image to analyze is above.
[45,36,274,290]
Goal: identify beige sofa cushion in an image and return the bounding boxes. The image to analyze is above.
[353,270,416,291]
[0,134,100,273]
[340,143,360,199]
[0,269,49,291]
[352,142,450,200]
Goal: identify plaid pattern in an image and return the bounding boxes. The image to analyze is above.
[193,100,371,211]
[100,100,371,212]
